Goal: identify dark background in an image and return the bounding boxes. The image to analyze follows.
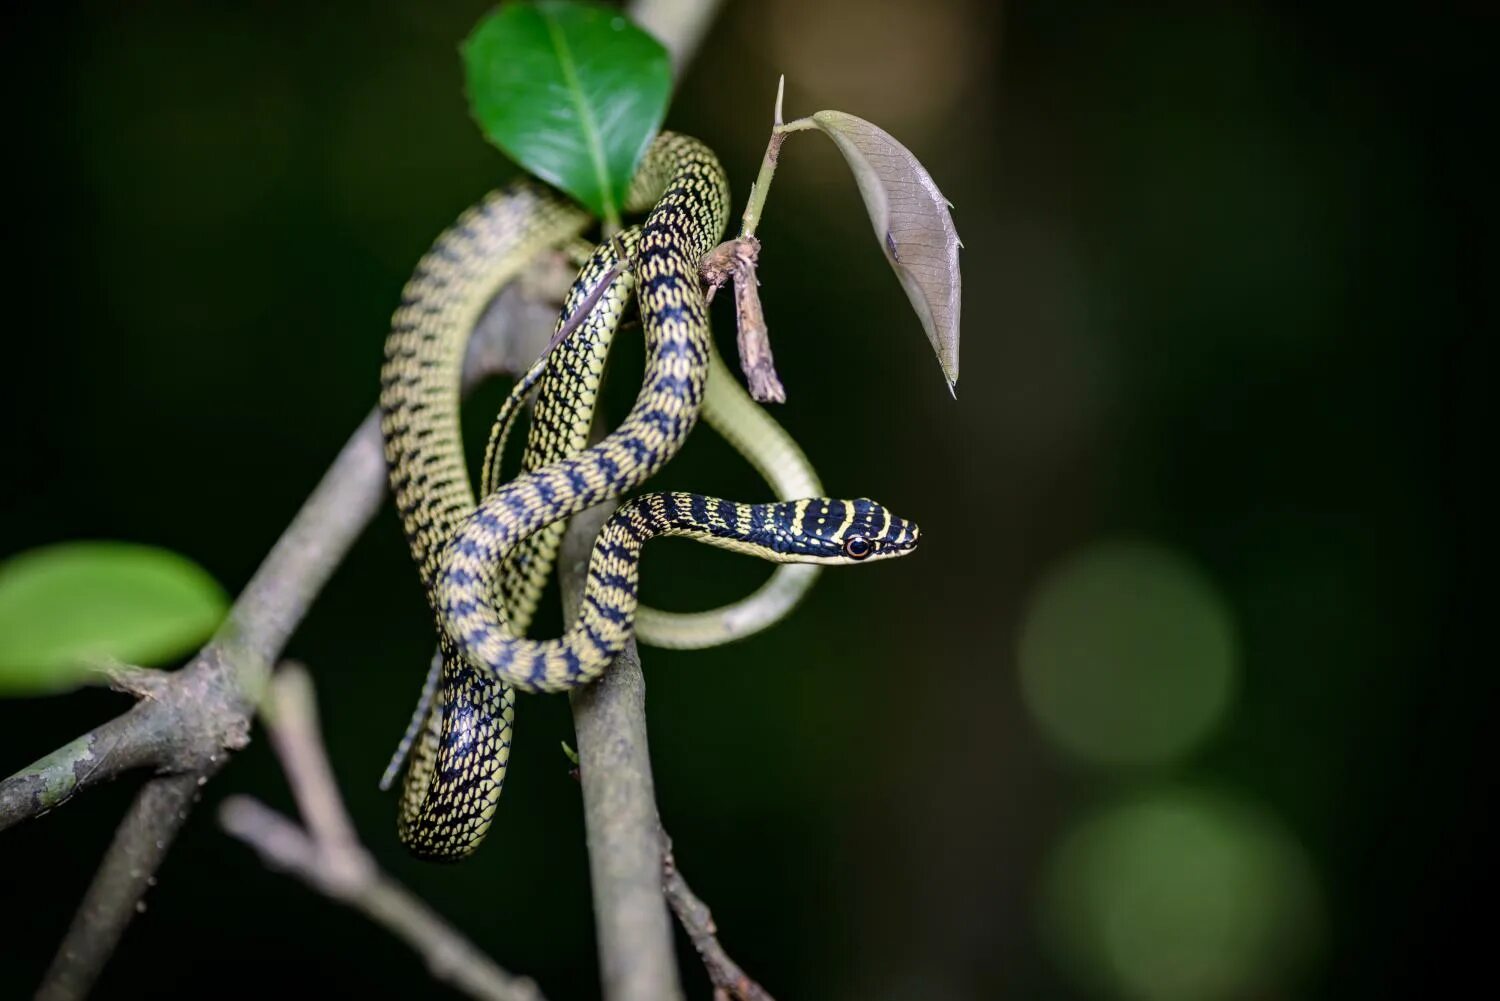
[0,2,1486,999]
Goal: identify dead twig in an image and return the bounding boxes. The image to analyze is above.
[700,236,785,403]
[661,833,776,1001]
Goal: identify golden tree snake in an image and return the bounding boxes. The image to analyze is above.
[379,132,920,860]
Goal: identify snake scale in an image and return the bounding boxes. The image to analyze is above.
[381,132,919,860]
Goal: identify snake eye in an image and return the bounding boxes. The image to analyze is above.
[843,536,872,560]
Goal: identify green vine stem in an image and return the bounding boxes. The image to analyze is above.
[739,77,815,240]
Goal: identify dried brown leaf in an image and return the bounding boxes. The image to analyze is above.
[807,110,962,394]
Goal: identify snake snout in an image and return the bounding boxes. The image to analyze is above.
[890,519,921,554]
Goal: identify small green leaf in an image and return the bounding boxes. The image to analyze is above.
[0,542,227,695]
[807,110,963,394]
[463,1,672,226]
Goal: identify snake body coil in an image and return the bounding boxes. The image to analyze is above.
[435,134,730,692]
[383,134,729,857]
[487,236,826,651]
[381,132,920,860]
[380,182,588,857]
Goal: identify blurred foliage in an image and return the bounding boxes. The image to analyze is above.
[0,2,1482,1000]
[1042,788,1321,1001]
[1018,540,1236,767]
[0,542,225,695]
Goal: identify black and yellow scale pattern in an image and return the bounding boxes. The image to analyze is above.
[381,132,921,860]
[381,133,735,858]
[481,230,644,639]
[380,181,587,858]
[483,233,827,651]
[510,492,918,687]
[434,133,733,692]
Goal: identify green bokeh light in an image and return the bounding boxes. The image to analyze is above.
[1019,540,1237,766]
[1042,787,1322,1001]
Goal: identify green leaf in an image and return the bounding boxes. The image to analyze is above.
[0,542,227,695]
[463,1,673,226]
[806,111,963,395]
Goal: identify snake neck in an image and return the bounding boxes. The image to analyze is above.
[459,493,789,698]
[466,489,912,696]
[619,492,798,560]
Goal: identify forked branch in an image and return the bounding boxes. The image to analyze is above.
[220,664,543,1001]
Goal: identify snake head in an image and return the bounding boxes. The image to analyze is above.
[764,497,921,565]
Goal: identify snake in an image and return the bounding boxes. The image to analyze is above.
[382,133,797,858]
[441,229,920,692]
[381,132,920,859]
[483,233,826,650]
[461,487,918,693]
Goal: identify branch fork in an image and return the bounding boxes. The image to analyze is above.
[220,663,541,1001]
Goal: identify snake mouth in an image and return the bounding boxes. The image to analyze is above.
[889,522,921,553]
[861,525,921,561]
[884,534,920,557]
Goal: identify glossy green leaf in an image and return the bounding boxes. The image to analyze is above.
[463,1,672,226]
[0,542,227,695]
[808,110,963,394]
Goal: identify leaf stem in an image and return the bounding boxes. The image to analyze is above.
[738,80,815,240]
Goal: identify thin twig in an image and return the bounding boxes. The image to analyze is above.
[99,662,172,701]
[738,77,791,242]
[700,237,784,403]
[661,833,776,1001]
[220,664,541,1001]
[695,78,812,404]
[224,798,541,1001]
[36,773,201,1001]
[261,665,366,878]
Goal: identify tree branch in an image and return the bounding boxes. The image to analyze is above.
[6,2,736,995]
[220,664,542,1001]
[629,0,726,75]
[4,277,568,1001]
[36,773,202,1001]
[552,2,743,996]
[559,501,684,1001]
[1,709,191,829]
[558,503,776,1001]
